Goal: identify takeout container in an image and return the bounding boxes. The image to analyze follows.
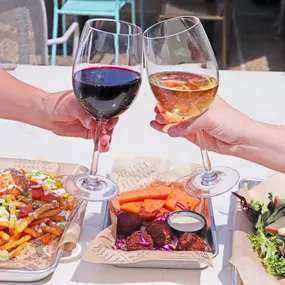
[231,174,285,285]
[0,158,88,282]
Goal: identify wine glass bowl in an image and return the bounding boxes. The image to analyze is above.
[144,16,239,198]
[64,19,143,202]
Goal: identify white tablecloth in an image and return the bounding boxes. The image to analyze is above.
[1,65,285,285]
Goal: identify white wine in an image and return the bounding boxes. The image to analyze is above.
[149,71,218,118]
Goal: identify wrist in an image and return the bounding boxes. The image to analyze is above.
[234,119,259,159]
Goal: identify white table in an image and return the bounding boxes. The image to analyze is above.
[2,65,285,285]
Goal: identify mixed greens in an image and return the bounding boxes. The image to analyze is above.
[233,192,285,277]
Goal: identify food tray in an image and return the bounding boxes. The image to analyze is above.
[232,178,263,285]
[102,197,219,269]
[0,158,88,282]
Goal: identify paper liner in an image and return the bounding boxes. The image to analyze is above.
[0,158,87,270]
[230,173,285,285]
[83,156,213,266]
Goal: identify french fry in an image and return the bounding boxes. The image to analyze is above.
[42,232,51,244]
[17,196,32,204]
[38,208,61,219]
[0,231,10,242]
[58,197,69,210]
[11,232,22,241]
[29,217,50,227]
[14,201,24,209]
[10,241,27,259]
[42,226,62,236]
[23,228,38,238]
[0,222,9,228]
[1,234,31,251]
[50,216,65,222]
[15,204,56,233]
[51,234,57,240]
[6,196,17,230]
[67,196,76,209]
[0,238,6,245]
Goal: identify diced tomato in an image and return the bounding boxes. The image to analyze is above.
[19,205,33,218]
[41,193,57,203]
[29,181,39,186]
[265,227,278,234]
[31,185,44,200]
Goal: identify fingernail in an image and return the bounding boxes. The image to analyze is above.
[86,116,95,129]
[168,128,178,137]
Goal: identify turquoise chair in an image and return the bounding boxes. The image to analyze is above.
[52,0,136,65]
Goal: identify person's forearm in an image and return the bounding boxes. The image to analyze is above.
[237,121,285,173]
[0,69,50,130]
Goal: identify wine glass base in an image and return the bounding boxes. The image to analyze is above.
[185,166,239,198]
[64,173,119,202]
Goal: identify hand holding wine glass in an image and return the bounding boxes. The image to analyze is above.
[150,96,253,156]
[144,16,239,198]
[64,19,143,202]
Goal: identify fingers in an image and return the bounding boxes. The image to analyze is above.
[105,117,119,131]
[154,104,166,114]
[155,112,182,125]
[81,113,97,130]
[150,120,178,133]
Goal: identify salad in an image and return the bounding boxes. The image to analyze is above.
[234,192,285,277]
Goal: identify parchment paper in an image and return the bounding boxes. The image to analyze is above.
[0,158,88,270]
[83,156,213,266]
[230,173,285,285]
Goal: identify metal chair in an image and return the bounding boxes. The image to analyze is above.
[0,0,79,67]
[52,0,136,65]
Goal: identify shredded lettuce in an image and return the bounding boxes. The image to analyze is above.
[57,222,66,231]
[43,179,56,186]
[250,200,268,214]
[0,250,9,261]
[248,213,285,277]
[0,206,9,222]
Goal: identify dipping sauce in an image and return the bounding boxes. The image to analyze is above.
[166,210,206,236]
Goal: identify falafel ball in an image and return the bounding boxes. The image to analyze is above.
[176,232,207,251]
[117,212,143,237]
[146,221,172,246]
[126,231,154,251]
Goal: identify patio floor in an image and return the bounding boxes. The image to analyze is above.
[51,0,285,71]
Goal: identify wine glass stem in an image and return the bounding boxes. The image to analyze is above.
[89,120,106,178]
[197,131,219,186]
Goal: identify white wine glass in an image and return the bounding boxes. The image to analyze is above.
[143,16,239,198]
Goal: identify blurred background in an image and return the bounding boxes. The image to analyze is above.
[1,0,285,70]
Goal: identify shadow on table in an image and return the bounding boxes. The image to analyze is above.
[71,261,203,284]
[217,193,237,285]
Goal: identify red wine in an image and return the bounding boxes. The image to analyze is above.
[73,66,141,120]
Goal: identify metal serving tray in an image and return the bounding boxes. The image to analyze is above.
[102,198,219,269]
[0,158,89,282]
[232,178,263,285]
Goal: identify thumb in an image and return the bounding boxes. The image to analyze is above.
[76,109,97,130]
[167,116,205,137]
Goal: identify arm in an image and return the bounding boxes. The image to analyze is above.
[0,69,50,130]
[0,69,118,150]
[151,96,285,174]
[237,121,285,173]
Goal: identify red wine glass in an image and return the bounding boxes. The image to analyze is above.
[64,19,143,201]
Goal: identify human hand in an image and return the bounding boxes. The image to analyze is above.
[150,96,253,156]
[45,90,118,152]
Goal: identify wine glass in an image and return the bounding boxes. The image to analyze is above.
[64,19,143,201]
[143,16,239,198]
